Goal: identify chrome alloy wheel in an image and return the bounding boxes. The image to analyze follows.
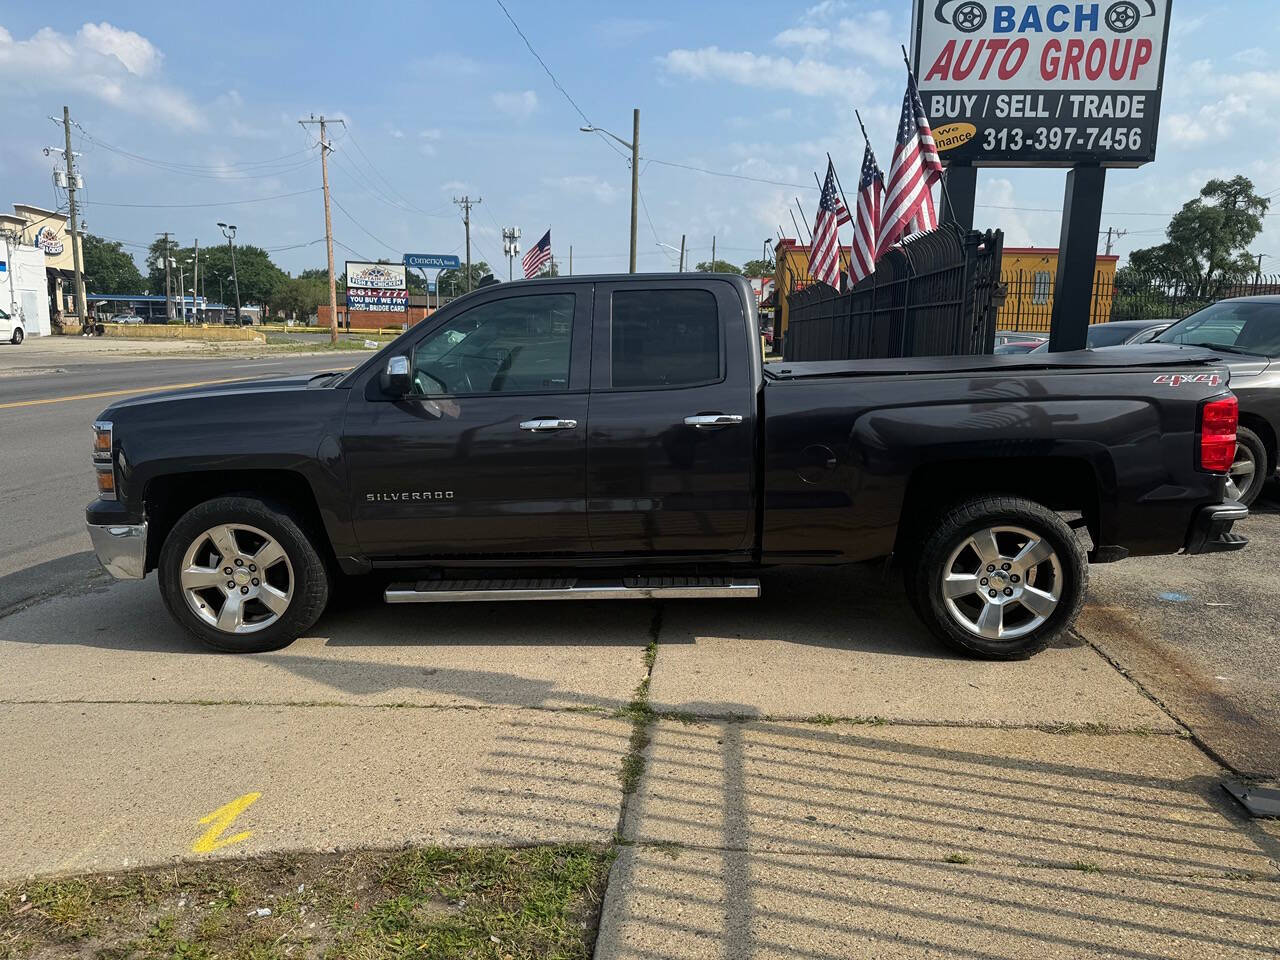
[941,525,1062,641]
[1225,443,1256,502]
[179,523,293,634]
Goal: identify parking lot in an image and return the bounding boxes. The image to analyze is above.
[3,340,1279,957]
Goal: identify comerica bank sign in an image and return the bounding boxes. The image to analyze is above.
[911,0,1171,167]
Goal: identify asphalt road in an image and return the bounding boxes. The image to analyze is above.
[0,341,357,611]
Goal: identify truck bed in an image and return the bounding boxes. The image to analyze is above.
[765,345,1225,380]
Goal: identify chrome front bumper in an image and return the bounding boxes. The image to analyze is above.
[87,521,147,579]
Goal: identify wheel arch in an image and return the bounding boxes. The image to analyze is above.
[1237,413,1276,476]
[894,456,1100,558]
[144,469,335,574]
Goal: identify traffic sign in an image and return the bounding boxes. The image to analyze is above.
[405,253,461,270]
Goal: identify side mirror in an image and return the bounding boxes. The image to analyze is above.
[381,355,412,396]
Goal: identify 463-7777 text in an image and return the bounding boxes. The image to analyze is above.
[983,125,1143,153]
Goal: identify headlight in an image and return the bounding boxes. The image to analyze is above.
[92,420,113,461]
[92,420,116,500]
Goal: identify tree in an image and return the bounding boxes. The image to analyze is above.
[1125,176,1270,294]
[82,234,143,294]
[437,261,495,296]
[696,259,741,273]
[742,259,773,278]
[148,239,287,308]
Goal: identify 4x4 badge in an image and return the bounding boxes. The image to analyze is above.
[1153,373,1222,387]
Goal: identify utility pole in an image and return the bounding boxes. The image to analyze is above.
[299,114,345,344]
[679,234,686,272]
[569,245,573,276]
[157,232,173,321]
[578,109,639,273]
[711,235,716,270]
[217,223,242,325]
[502,226,521,281]
[177,258,186,322]
[454,196,481,291]
[191,238,199,322]
[1103,226,1127,256]
[61,107,86,323]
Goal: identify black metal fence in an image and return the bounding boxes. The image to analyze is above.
[783,227,1004,362]
[997,271,1280,333]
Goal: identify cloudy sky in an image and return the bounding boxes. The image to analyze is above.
[0,1,1276,279]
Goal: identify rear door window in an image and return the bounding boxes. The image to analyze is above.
[609,289,720,389]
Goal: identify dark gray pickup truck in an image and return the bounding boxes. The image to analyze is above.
[87,274,1247,658]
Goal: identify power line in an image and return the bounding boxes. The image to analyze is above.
[81,188,321,209]
[492,0,592,126]
[72,122,313,174]
[331,195,402,256]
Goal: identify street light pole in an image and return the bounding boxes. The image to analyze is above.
[218,223,242,325]
[580,109,640,273]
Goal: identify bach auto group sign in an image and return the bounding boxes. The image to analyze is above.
[911,0,1171,167]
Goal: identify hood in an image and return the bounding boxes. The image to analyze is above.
[1108,343,1272,378]
[100,374,330,417]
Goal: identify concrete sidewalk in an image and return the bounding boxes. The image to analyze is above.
[3,562,1278,957]
[597,720,1280,959]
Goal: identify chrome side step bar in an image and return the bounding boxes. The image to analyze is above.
[384,575,761,603]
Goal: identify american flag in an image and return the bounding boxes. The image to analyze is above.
[849,142,885,286]
[877,75,943,258]
[809,160,845,288]
[522,228,552,278]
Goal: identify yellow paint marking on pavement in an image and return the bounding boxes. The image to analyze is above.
[0,376,254,410]
[192,792,261,854]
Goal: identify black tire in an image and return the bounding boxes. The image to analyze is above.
[1228,426,1269,507]
[10,327,23,345]
[158,495,330,653]
[1105,1,1140,31]
[906,495,1087,659]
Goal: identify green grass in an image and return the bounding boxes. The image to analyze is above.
[942,853,971,865]
[0,845,614,960]
[618,612,662,795]
[262,334,382,351]
[1070,860,1103,873]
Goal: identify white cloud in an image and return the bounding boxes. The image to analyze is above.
[660,46,870,98]
[1165,94,1249,144]
[593,18,666,45]
[78,21,161,75]
[1232,47,1268,67]
[0,22,199,128]
[774,26,829,47]
[418,128,441,156]
[491,89,538,119]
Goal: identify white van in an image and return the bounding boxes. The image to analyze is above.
[0,307,25,345]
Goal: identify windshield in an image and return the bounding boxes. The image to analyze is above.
[1155,300,1280,356]
[1028,323,1150,352]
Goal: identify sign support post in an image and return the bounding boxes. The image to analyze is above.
[1048,165,1107,352]
[942,163,976,233]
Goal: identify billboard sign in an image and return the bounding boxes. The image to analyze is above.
[404,253,461,270]
[346,261,406,290]
[345,260,407,313]
[911,0,1172,167]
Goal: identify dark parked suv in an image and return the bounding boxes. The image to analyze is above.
[1151,297,1280,505]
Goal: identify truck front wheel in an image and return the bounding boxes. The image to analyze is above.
[158,495,330,653]
[907,496,1087,659]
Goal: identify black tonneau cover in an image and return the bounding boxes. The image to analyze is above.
[765,345,1226,380]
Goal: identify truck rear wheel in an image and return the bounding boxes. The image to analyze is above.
[158,495,330,653]
[907,496,1087,659]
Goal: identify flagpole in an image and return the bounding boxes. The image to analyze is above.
[900,44,958,227]
[789,208,810,248]
[792,199,814,246]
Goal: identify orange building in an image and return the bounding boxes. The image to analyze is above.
[996,248,1119,332]
[771,238,853,343]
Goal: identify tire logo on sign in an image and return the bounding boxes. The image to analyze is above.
[1153,373,1222,387]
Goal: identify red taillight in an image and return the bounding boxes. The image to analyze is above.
[1199,395,1238,473]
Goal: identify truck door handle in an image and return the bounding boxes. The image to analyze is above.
[519,418,578,432]
[684,414,744,429]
